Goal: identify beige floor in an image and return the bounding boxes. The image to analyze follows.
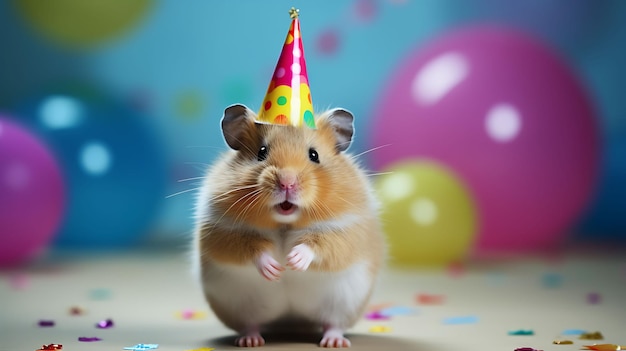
[1,247,625,351]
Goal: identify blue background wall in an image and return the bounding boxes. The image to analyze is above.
[1,0,624,253]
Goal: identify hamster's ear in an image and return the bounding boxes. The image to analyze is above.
[221,104,256,150]
[320,108,354,152]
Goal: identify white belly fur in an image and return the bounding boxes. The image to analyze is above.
[201,258,373,331]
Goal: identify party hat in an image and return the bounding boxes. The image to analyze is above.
[257,8,315,128]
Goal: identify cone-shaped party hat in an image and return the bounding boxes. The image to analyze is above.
[257,8,315,128]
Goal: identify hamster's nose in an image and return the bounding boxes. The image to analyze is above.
[279,171,297,191]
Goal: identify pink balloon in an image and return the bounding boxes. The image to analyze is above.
[371,27,599,254]
[0,117,65,267]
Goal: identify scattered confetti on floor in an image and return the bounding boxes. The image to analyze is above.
[580,331,604,340]
[508,329,534,336]
[89,288,112,300]
[442,315,479,325]
[582,345,626,351]
[368,325,392,333]
[379,306,417,317]
[553,340,574,344]
[69,306,85,315]
[38,320,55,327]
[176,309,207,320]
[365,311,390,320]
[78,337,102,342]
[562,329,587,335]
[541,272,563,288]
[587,292,602,304]
[123,344,159,350]
[95,318,114,329]
[415,293,445,305]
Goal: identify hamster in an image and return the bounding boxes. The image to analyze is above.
[192,104,385,348]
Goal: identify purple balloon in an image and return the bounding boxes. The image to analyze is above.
[371,27,599,254]
[0,117,65,267]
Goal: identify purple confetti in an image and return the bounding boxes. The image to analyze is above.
[38,320,55,327]
[95,318,114,328]
[78,337,102,342]
[587,292,601,304]
[365,311,390,320]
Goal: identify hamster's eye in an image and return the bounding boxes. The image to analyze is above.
[308,148,320,163]
[257,145,268,161]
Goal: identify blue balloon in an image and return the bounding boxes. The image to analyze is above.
[576,137,626,241]
[14,92,167,248]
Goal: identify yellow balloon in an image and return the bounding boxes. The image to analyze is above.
[13,0,153,48]
[375,160,478,266]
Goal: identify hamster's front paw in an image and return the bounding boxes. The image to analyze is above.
[255,251,284,282]
[287,244,315,271]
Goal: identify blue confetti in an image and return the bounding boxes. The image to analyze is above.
[541,273,563,288]
[379,306,417,317]
[443,315,478,325]
[561,329,586,335]
[123,344,159,350]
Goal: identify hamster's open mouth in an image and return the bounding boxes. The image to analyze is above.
[275,201,297,216]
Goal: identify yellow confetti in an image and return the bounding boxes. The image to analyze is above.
[184,348,215,351]
[580,331,604,340]
[553,340,574,344]
[368,325,392,333]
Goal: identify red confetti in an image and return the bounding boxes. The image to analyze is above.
[582,345,626,351]
[416,293,445,305]
[37,344,62,350]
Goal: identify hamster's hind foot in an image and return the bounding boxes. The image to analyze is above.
[235,328,265,347]
[320,326,351,348]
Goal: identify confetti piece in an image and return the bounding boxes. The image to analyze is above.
[446,261,466,278]
[184,348,215,351]
[541,272,563,288]
[78,337,102,342]
[416,293,445,305]
[365,311,390,320]
[36,344,63,350]
[96,318,114,329]
[69,306,86,315]
[379,306,416,317]
[38,320,55,327]
[443,315,478,325]
[508,329,534,336]
[514,348,542,351]
[580,331,604,340]
[176,309,207,320]
[123,344,159,350]
[368,325,392,333]
[562,329,586,335]
[10,273,30,290]
[587,292,602,304]
[89,288,112,300]
[553,340,573,345]
[582,345,626,351]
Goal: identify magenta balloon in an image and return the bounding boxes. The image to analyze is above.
[371,27,599,254]
[0,117,65,267]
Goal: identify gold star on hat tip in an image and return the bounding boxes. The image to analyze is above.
[289,7,299,19]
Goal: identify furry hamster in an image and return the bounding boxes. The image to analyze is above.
[193,104,385,348]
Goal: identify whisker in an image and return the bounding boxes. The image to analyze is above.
[177,176,205,183]
[207,184,258,202]
[166,187,201,199]
[350,144,391,160]
[365,171,393,177]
